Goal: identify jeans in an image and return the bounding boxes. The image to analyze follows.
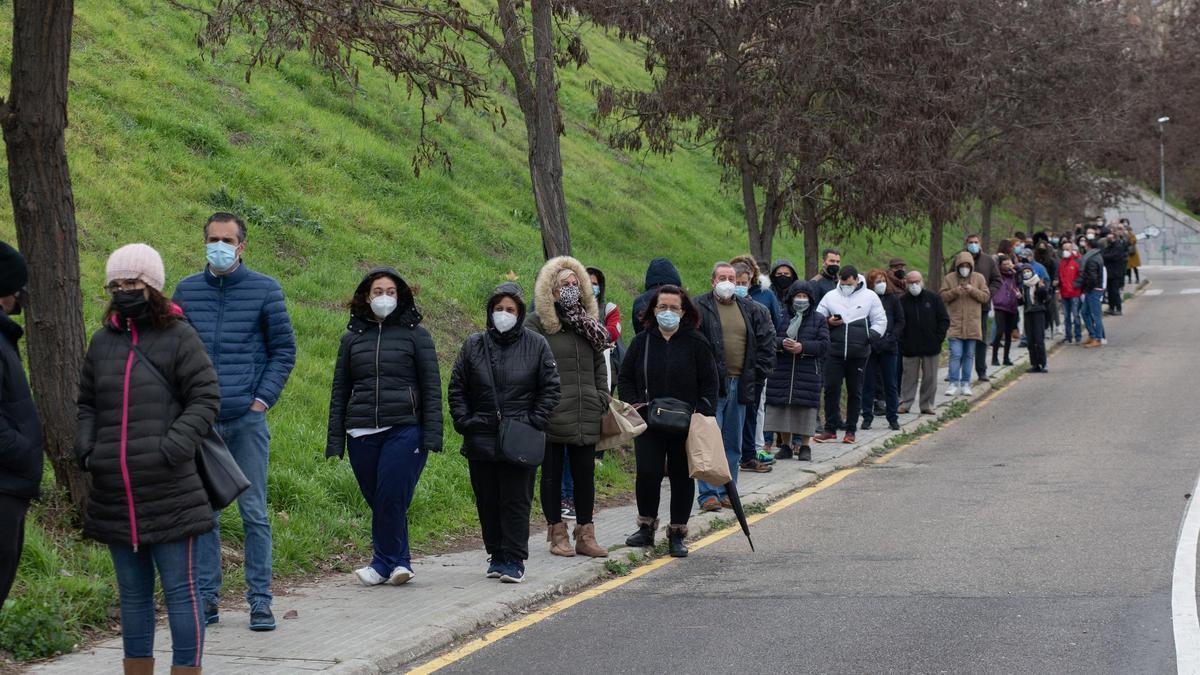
[560,447,574,503]
[468,459,536,561]
[541,443,596,525]
[947,338,976,386]
[347,425,427,577]
[697,377,745,506]
[823,356,867,434]
[740,382,766,462]
[635,430,693,525]
[197,409,272,609]
[861,351,900,423]
[1083,290,1106,340]
[110,537,204,667]
[1062,296,1083,342]
[0,495,28,608]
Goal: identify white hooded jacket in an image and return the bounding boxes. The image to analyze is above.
[815,274,888,339]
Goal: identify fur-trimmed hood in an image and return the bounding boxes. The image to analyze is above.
[533,255,599,334]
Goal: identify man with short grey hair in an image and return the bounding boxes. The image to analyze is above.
[898,271,949,415]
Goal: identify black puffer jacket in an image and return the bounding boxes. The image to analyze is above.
[765,281,829,409]
[618,325,718,416]
[449,284,562,462]
[0,310,42,501]
[76,313,220,548]
[326,269,443,458]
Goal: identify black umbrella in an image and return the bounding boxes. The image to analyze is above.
[723,481,754,551]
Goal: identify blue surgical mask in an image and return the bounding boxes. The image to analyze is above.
[967,243,980,255]
[733,285,749,298]
[592,286,600,298]
[206,242,238,272]
[656,311,681,331]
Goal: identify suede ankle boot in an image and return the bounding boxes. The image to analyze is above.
[548,521,575,557]
[573,523,608,558]
[171,667,202,675]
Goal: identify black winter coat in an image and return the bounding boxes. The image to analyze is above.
[899,290,950,357]
[694,292,776,404]
[326,307,444,458]
[765,281,829,409]
[449,329,561,462]
[0,311,41,501]
[618,326,719,416]
[76,315,220,548]
[873,293,906,355]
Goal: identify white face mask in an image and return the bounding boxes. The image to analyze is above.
[907,283,922,296]
[873,282,888,296]
[492,311,518,333]
[958,266,971,278]
[714,280,736,300]
[1062,250,1072,259]
[839,284,855,297]
[370,295,397,319]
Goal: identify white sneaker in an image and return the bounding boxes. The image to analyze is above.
[1100,338,1108,345]
[355,567,386,586]
[944,384,960,397]
[387,566,414,586]
[961,384,973,397]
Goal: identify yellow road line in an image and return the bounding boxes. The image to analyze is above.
[410,371,1023,673]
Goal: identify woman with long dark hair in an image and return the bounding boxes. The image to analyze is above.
[326,267,442,587]
[619,285,719,558]
[77,244,220,675]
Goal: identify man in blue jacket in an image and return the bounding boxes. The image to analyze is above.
[0,241,40,609]
[174,213,296,631]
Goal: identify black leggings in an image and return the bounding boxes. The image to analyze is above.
[1024,311,1047,369]
[634,431,693,526]
[992,309,1018,361]
[541,443,596,525]
[0,495,27,608]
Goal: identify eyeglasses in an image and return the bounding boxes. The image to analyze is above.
[655,304,683,312]
[105,279,144,293]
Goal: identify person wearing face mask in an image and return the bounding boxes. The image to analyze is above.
[1017,263,1051,373]
[0,242,40,613]
[812,266,887,444]
[619,285,718,557]
[765,280,829,462]
[939,252,991,397]
[859,270,905,431]
[731,260,780,468]
[325,268,442,587]
[78,244,220,674]
[1076,236,1107,347]
[768,258,800,305]
[807,249,841,308]
[888,258,908,284]
[1101,226,1129,316]
[173,213,295,631]
[899,271,949,415]
[694,261,777,510]
[990,256,1020,367]
[527,257,612,559]
[632,258,682,335]
[450,282,561,583]
[959,234,1000,384]
[1124,220,1141,285]
[1058,242,1084,344]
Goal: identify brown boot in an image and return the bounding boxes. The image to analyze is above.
[123,658,154,675]
[548,521,575,557]
[171,667,202,675]
[573,523,608,558]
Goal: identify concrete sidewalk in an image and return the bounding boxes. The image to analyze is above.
[31,355,1037,674]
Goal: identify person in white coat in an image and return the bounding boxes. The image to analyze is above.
[812,266,887,444]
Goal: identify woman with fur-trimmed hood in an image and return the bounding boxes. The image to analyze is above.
[527,256,612,559]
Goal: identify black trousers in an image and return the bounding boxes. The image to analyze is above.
[468,459,536,562]
[974,305,990,378]
[823,356,867,433]
[541,442,596,525]
[992,309,1018,361]
[1024,311,1047,369]
[634,431,693,526]
[0,495,28,608]
[1106,271,1124,311]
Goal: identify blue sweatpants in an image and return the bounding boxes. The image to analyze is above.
[347,425,427,577]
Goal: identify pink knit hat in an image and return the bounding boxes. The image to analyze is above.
[106,243,165,292]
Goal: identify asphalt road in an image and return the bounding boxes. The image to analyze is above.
[429,268,1200,675]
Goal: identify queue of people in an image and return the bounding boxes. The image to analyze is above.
[0,211,1138,674]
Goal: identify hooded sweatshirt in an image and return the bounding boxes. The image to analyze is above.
[769,259,800,302]
[586,266,622,343]
[939,252,992,340]
[815,275,887,360]
[632,258,682,334]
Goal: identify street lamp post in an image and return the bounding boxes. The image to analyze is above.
[1159,115,1170,265]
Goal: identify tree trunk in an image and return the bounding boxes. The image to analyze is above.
[802,194,820,278]
[980,196,994,252]
[927,212,945,281]
[1024,200,1037,234]
[2,0,89,514]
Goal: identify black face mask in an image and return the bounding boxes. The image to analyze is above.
[111,289,149,319]
[7,288,26,316]
[772,275,793,291]
[893,269,906,280]
[825,264,840,278]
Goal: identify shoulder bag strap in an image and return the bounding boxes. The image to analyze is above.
[126,337,178,404]
[643,334,650,402]
[480,334,503,417]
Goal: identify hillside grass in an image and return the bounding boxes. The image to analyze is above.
[0,0,1023,659]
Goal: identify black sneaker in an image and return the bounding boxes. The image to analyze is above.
[888,419,901,431]
[486,556,505,579]
[774,444,794,460]
[861,417,873,430]
[249,603,276,632]
[204,599,219,626]
[561,499,577,520]
[796,445,812,461]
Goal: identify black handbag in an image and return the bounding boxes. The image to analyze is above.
[642,338,694,435]
[128,342,250,509]
[482,337,546,467]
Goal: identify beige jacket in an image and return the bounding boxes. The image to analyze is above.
[939,251,992,340]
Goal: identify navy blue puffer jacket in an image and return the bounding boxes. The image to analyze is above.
[765,280,829,409]
[173,263,296,421]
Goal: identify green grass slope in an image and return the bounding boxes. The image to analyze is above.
[0,0,1021,658]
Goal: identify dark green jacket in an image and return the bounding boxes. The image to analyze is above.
[526,307,610,446]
